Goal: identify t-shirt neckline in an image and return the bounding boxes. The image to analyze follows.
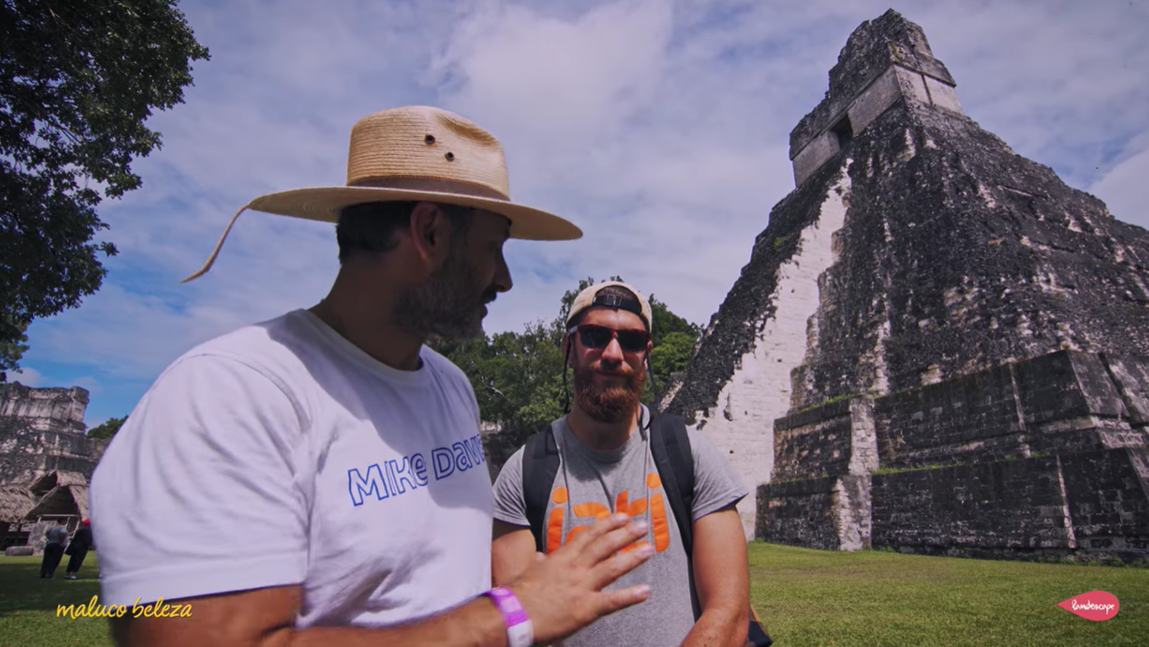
[556,405,650,465]
[293,309,433,387]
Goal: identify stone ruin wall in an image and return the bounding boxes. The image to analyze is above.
[0,383,105,485]
[763,351,1149,560]
[0,383,89,429]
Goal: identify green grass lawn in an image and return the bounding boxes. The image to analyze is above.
[748,543,1148,646]
[0,553,111,647]
[1,545,1146,646]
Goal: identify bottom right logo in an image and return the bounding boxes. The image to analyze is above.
[1058,591,1120,622]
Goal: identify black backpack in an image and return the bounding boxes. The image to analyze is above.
[520,413,772,647]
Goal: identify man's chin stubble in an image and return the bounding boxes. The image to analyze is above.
[429,309,486,340]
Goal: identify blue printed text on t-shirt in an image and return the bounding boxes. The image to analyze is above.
[347,434,486,506]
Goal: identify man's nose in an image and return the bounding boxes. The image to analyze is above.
[601,335,625,362]
[493,253,513,293]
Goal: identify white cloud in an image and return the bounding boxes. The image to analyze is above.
[1090,141,1149,232]
[433,0,674,147]
[8,366,44,387]
[913,0,1149,187]
[73,376,103,396]
[18,0,1149,419]
[428,0,811,326]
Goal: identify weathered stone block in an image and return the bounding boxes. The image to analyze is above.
[1016,351,1128,426]
[1060,448,1149,555]
[875,363,1026,467]
[1104,354,1149,424]
[0,420,104,484]
[872,456,1072,552]
[792,131,841,187]
[848,397,880,474]
[757,473,872,551]
[893,66,932,106]
[924,76,962,114]
[836,474,873,551]
[847,67,903,136]
[757,476,840,550]
[0,383,88,429]
[773,398,853,480]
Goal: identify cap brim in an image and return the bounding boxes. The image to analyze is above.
[248,187,582,241]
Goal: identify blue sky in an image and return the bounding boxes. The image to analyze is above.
[12,0,1149,428]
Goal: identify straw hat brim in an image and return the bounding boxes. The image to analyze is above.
[249,186,582,241]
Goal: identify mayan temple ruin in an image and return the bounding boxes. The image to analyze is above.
[662,9,1149,562]
[0,382,106,553]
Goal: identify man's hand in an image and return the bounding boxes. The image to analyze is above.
[504,512,653,645]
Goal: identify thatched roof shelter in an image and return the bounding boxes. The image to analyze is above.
[29,470,87,496]
[25,484,89,521]
[0,485,34,524]
[0,471,93,525]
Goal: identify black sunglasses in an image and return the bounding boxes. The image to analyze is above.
[570,324,649,353]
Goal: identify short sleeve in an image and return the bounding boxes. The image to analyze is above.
[90,353,309,607]
[491,447,529,527]
[687,429,749,521]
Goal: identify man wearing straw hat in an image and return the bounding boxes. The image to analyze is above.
[90,106,653,647]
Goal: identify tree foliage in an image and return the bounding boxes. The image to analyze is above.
[86,414,126,440]
[0,317,29,382]
[649,331,697,387]
[433,278,701,470]
[0,0,210,380]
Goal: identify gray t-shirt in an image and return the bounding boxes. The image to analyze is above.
[46,526,68,545]
[492,409,748,647]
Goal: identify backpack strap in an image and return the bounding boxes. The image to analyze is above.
[649,413,695,553]
[521,427,561,553]
[648,412,700,619]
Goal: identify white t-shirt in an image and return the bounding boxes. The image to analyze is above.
[90,309,494,628]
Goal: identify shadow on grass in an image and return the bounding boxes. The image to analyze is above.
[0,555,102,614]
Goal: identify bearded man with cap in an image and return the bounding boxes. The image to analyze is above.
[490,281,754,647]
[90,107,655,647]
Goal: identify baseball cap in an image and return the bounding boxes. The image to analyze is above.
[565,281,652,333]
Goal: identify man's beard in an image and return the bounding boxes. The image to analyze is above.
[573,359,646,423]
[394,246,495,340]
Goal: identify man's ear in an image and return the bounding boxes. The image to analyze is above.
[407,202,452,268]
[563,331,579,369]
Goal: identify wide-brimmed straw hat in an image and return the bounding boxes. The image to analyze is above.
[182,106,582,282]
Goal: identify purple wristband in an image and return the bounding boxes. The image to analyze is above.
[484,586,533,647]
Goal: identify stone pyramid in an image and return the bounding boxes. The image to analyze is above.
[663,9,1149,562]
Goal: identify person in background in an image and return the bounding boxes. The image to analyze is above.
[40,519,68,578]
[491,281,754,647]
[64,518,93,579]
